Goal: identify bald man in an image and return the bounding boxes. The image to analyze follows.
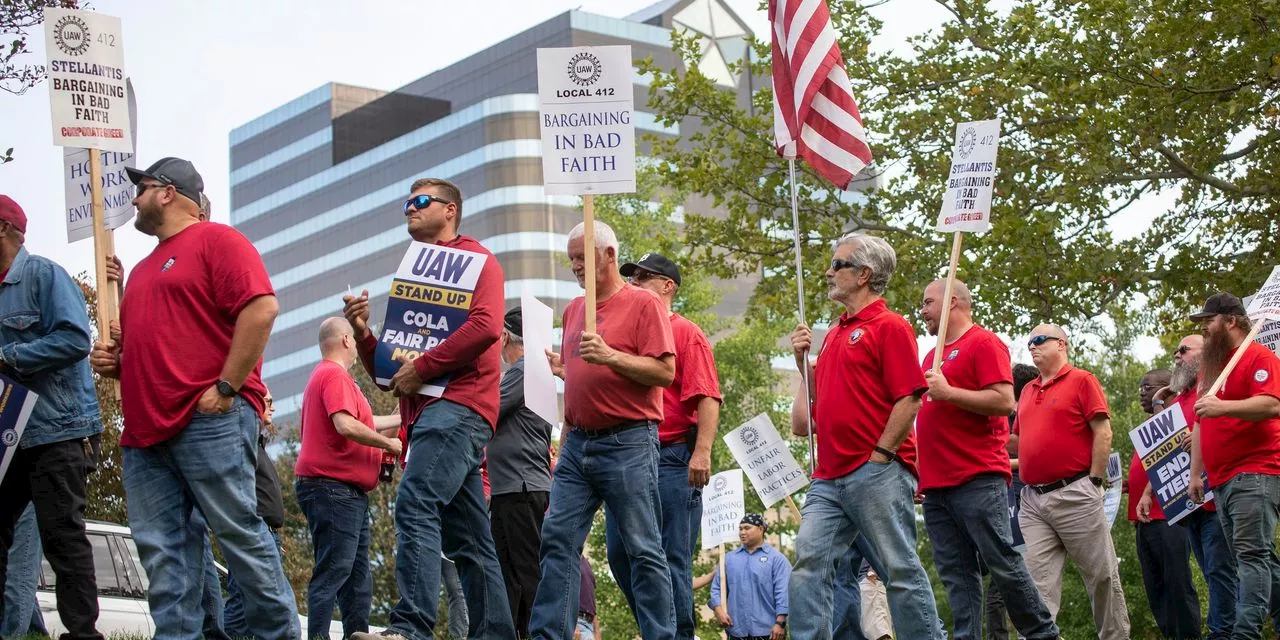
[917,280,1058,640]
[1013,324,1129,639]
[295,318,402,640]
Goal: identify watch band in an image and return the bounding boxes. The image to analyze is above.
[873,446,900,463]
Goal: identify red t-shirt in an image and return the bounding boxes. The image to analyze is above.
[295,360,382,492]
[356,234,504,438]
[1180,387,1216,512]
[1014,364,1109,486]
[562,284,675,430]
[917,325,1014,491]
[119,223,273,448]
[1198,342,1280,487]
[659,313,722,444]
[1127,451,1165,522]
[813,299,927,480]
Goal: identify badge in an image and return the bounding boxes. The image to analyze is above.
[847,328,866,346]
[947,348,960,361]
[161,256,176,272]
[759,556,769,564]
[1256,369,1270,383]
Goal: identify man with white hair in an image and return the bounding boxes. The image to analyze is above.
[787,232,940,640]
[529,220,677,639]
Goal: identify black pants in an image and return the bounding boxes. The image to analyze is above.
[0,439,103,640]
[1135,521,1202,639]
[490,490,548,637]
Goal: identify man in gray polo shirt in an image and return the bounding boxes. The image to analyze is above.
[489,307,554,638]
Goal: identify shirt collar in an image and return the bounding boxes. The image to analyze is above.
[838,298,888,325]
[1031,362,1075,390]
[3,247,29,285]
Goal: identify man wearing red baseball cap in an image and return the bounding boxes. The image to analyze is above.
[0,195,105,640]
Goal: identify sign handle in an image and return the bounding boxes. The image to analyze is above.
[89,150,120,401]
[1204,322,1265,397]
[583,194,597,333]
[788,158,816,474]
[932,231,964,371]
[784,495,802,523]
[718,544,727,621]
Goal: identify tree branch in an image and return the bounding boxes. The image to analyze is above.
[1156,145,1273,197]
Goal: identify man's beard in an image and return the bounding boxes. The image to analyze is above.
[133,203,162,235]
[1170,359,1199,394]
[1199,330,1234,394]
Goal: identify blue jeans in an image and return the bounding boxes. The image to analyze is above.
[122,397,298,640]
[530,424,674,640]
[223,528,283,638]
[1,504,45,637]
[924,475,1058,640]
[789,460,939,640]
[188,510,231,640]
[605,443,700,639]
[388,400,513,640]
[1181,508,1238,639]
[832,539,876,640]
[441,558,469,639]
[1216,473,1280,640]
[298,477,372,639]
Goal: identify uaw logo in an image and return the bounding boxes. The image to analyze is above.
[947,348,960,361]
[957,126,977,159]
[741,425,760,447]
[1,429,17,448]
[53,14,92,57]
[847,328,866,346]
[567,52,602,87]
[712,475,728,492]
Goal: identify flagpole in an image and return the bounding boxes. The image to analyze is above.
[789,158,816,474]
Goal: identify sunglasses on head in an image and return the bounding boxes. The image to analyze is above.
[403,194,452,215]
[1027,335,1062,348]
[831,258,859,272]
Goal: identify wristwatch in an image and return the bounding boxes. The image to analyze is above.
[1089,475,1104,487]
[216,380,238,398]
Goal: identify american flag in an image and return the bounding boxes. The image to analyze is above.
[770,0,873,189]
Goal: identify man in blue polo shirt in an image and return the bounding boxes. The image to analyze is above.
[710,514,790,640]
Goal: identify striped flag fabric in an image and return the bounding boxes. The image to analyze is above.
[770,0,873,189]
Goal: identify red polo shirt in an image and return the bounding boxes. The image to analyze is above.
[813,298,927,480]
[1181,387,1216,512]
[917,325,1014,491]
[1014,363,1109,486]
[295,360,382,492]
[659,313,722,444]
[1198,342,1280,487]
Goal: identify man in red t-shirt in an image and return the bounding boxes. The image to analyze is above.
[916,278,1058,640]
[1188,292,1280,637]
[343,178,514,640]
[784,233,939,640]
[1127,367,1201,638]
[605,252,721,639]
[530,220,677,640]
[296,317,402,640]
[1012,323,1129,639]
[89,157,299,638]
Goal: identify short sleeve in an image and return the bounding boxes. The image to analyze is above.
[972,334,1014,390]
[881,317,927,401]
[320,369,362,422]
[209,226,274,316]
[1247,349,1280,400]
[1079,372,1110,422]
[678,326,722,403]
[632,293,675,359]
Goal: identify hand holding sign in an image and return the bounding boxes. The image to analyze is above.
[389,353,425,397]
[578,332,615,365]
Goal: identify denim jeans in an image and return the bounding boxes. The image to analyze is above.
[188,510,230,640]
[223,528,283,639]
[1216,472,1280,640]
[789,460,939,640]
[387,399,513,640]
[605,443,701,639]
[123,397,298,640]
[1,504,45,637]
[298,477,372,640]
[530,423,675,640]
[441,558,469,639]
[1180,508,1238,639]
[831,536,877,640]
[924,474,1059,640]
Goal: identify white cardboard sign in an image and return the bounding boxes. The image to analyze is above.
[937,119,1000,232]
[44,8,132,153]
[723,413,808,507]
[537,46,636,196]
[64,79,137,243]
[520,289,560,428]
[1243,292,1280,356]
[700,470,745,550]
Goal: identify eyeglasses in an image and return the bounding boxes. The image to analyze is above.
[403,194,453,215]
[831,259,859,272]
[1027,335,1062,349]
[630,271,671,284]
[1175,345,1192,356]
[136,182,170,197]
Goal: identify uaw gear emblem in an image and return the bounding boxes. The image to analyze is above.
[712,475,728,492]
[1256,369,1270,383]
[957,126,978,159]
[947,348,960,361]
[567,51,602,87]
[847,328,866,346]
[741,426,760,446]
[53,14,91,57]
[1,429,17,447]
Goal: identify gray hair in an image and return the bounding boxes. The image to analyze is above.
[198,193,211,217]
[832,232,896,294]
[568,220,619,254]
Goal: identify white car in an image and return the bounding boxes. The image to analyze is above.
[35,520,364,640]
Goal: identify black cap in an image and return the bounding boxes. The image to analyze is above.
[503,307,522,337]
[620,252,681,286]
[126,157,204,208]
[740,513,767,530]
[1189,292,1247,321]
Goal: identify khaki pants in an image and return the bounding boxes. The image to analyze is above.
[1019,476,1130,640]
[860,575,893,640]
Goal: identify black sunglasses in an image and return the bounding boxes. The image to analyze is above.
[1027,335,1062,348]
[1175,345,1192,356]
[630,271,671,283]
[136,181,171,197]
[403,194,453,215]
[831,258,860,272]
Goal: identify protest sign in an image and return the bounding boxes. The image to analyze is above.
[44,8,132,153]
[1103,451,1123,525]
[701,470,745,550]
[1008,483,1025,552]
[374,242,487,395]
[936,119,999,233]
[1244,295,1280,356]
[0,374,40,484]
[520,289,559,428]
[537,45,636,196]
[723,414,808,508]
[65,79,137,243]
[1207,266,1280,396]
[1129,403,1211,524]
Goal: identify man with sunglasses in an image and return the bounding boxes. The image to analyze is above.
[916,278,1059,640]
[90,157,299,639]
[1011,324,1128,639]
[606,252,721,640]
[786,233,940,640]
[1188,292,1280,639]
[344,178,515,640]
[0,195,104,640]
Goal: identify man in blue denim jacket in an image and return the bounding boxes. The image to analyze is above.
[0,194,104,640]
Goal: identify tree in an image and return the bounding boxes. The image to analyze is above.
[1,0,83,164]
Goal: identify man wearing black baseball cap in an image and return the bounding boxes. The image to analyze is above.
[125,157,204,211]
[710,514,790,640]
[609,251,721,640]
[1188,291,1280,638]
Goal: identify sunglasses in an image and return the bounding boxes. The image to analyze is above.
[1027,335,1062,348]
[630,271,671,283]
[1175,345,1192,356]
[136,182,171,197]
[403,194,453,215]
[831,258,860,272]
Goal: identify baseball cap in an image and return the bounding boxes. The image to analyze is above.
[1189,292,1247,320]
[126,157,204,208]
[620,252,681,286]
[0,196,27,234]
[503,307,522,337]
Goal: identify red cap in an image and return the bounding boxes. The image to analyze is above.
[0,196,27,234]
